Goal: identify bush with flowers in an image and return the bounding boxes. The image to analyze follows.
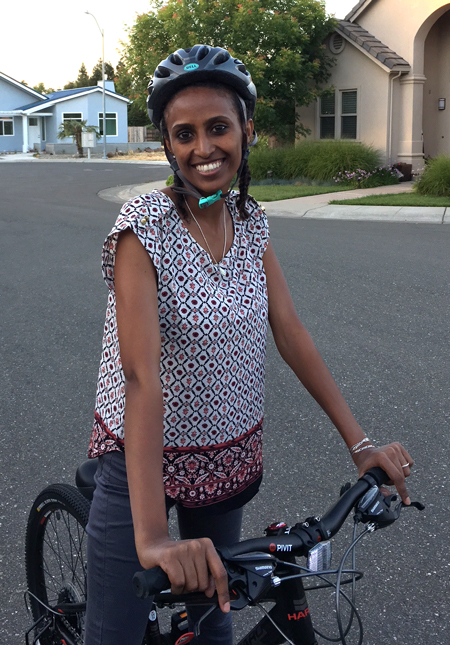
[248,140,385,183]
[333,166,401,188]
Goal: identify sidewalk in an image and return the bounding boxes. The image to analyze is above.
[259,181,449,224]
[100,179,450,224]
[0,151,169,165]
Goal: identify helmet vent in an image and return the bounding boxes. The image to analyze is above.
[214,51,230,65]
[185,48,192,53]
[169,53,183,65]
[197,45,210,61]
[155,66,170,78]
[237,64,248,75]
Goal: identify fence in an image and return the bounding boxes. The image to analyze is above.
[128,126,161,143]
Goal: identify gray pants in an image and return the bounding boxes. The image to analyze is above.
[84,451,243,645]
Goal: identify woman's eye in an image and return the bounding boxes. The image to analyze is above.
[176,130,192,141]
[212,124,228,134]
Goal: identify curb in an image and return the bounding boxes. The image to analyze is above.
[98,181,450,224]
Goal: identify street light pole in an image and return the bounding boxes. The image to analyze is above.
[85,10,107,159]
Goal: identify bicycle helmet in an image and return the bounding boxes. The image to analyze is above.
[147,45,257,208]
[147,45,257,129]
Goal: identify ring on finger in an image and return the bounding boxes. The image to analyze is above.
[401,462,410,468]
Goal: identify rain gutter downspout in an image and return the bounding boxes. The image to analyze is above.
[388,71,402,164]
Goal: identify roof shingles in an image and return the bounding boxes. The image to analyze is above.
[337,20,410,70]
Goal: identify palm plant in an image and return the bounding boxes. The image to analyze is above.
[57,119,100,157]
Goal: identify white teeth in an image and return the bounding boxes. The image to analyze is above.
[196,160,222,173]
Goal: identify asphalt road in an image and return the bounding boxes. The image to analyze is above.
[1,162,449,644]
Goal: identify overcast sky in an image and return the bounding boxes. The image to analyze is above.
[1,0,356,90]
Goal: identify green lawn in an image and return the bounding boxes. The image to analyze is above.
[249,184,353,202]
[329,193,450,207]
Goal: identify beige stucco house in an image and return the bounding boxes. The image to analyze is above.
[297,0,450,169]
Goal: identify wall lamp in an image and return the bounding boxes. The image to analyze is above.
[438,98,446,110]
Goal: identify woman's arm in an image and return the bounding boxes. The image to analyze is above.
[262,240,413,503]
[115,229,229,611]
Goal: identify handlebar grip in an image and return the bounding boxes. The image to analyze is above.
[133,567,171,599]
[362,467,390,487]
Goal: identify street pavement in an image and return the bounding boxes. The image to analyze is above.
[1,161,449,644]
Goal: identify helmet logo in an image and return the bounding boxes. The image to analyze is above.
[184,63,199,71]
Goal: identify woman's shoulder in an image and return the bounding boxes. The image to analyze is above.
[228,191,266,221]
[228,192,269,255]
[117,189,175,227]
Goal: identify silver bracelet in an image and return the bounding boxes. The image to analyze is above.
[352,444,375,455]
[349,437,371,454]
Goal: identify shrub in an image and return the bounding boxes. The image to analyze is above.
[248,146,287,181]
[415,155,450,196]
[248,140,382,182]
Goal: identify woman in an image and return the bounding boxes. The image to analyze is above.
[84,45,413,645]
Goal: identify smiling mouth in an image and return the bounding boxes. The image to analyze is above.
[194,160,223,174]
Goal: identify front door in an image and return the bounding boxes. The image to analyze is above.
[28,117,41,151]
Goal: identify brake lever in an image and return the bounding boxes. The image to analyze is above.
[355,486,425,529]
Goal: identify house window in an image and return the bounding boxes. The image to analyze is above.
[320,93,335,139]
[63,112,83,122]
[341,91,357,139]
[42,118,46,141]
[99,112,117,136]
[29,117,38,126]
[0,118,14,136]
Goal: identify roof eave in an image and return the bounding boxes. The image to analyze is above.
[335,25,411,73]
[0,71,47,101]
[22,88,130,112]
[345,0,375,23]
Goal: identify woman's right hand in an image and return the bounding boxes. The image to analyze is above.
[137,537,230,613]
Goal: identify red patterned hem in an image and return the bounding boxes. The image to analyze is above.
[163,420,263,507]
[88,412,124,459]
[88,415,264,507]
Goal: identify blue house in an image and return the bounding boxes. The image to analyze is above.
[0,71,130,154]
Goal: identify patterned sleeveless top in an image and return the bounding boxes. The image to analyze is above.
[89,190,269,507]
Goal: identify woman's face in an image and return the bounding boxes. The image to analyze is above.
[164,85,253,197]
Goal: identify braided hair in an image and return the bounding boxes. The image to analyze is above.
[160,82,252,221]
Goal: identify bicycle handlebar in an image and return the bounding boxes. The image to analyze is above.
[133,468,392,600]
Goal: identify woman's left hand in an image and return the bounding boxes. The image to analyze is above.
[351,443,414,505]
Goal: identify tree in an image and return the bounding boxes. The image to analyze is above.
[114,58,148,126]
[33,82,55,95]
[64,61,110,90]
[89,59,115,85]
[57,120,100,157]
[118,0,336,141]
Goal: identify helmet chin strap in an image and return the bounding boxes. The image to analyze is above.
[166,130,257,209]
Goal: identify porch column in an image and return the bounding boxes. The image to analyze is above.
[22,115,29,153]
[397,74,426,170]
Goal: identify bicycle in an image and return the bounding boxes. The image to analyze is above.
[24,460,424,645]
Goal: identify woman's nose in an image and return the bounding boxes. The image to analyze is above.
[194,132,214,158]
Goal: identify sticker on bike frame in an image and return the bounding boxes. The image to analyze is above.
[269,543,292,552]
[287,607,311,621]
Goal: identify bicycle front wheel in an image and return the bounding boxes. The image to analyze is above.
[25,483,90,645]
